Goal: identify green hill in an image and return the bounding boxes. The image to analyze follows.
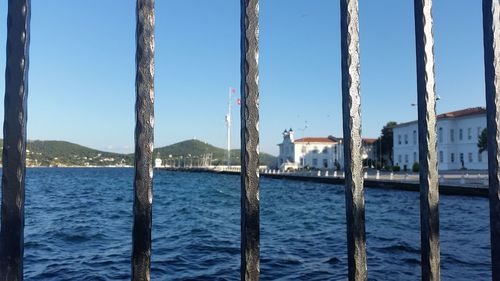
[0,139,276,167]
[25,140,133,167]
[153,139,277,167]
[0,140,132,167]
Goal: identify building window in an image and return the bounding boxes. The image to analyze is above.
[313,147,319,154]
[301,146,306,153]
[451,153,455,163]
[398,135,402,145]
[413,152,417,163]
[334,146,337,154]
[459,129,463,141]
[468,152,473,163]
[322,147,328,154]
[413,130,417,145]
[312,158,318,167]
[398,155,402,164]
[323,159,328,168]
[468,128,472,140]
[478,152,483,162]
[405,154,408,163]
[404,134,408,144]
[438,127,443,143]
[450,129,455,142]
[439,151,443,163]
[460,153,464,166]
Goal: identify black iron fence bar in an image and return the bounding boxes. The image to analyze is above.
[0,1,30,280]
[240,0,260,280]
[413,0,441,280]
[340,0,367,280]
[482,0,500,280]
[132,0,155,280]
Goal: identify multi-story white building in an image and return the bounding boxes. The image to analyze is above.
[277,129,376,170]
[393,107,487,171]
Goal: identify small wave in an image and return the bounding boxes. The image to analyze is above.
[402,257,421,265]
[59,232,105,243]
[378,242,420,254]
[325,257,341,264]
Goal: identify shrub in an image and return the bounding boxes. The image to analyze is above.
[334,162,341,171]
[412,162,420,172]
[392,165,401,172]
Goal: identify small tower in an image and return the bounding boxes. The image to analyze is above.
[282,128,295,143]
[154,152,162,168]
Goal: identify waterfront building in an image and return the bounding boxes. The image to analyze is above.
[392,107,487,171]
[155,155,163,168]
[277,129,376,170]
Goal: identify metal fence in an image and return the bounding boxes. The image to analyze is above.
[0,0,498,280]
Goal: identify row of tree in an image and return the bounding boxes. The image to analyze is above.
[373,122,396,166]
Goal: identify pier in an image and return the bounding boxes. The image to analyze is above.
[158,166,489,198]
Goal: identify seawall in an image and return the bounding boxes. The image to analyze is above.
[157,167,488,198]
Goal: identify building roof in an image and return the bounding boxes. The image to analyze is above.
[362,138,377,144]
[436,106,486,119]
[294,137,336,143]
[394,106,486,128]
[294,136,377,145]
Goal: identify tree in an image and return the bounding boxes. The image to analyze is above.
[374,121,397,165]
[478,128,487,153]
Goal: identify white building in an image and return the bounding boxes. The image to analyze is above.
[393,107,487,171]
[155,153,163,168]
[277,129,376,170]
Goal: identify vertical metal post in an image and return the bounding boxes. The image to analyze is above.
[132,0,154,280]
[483,0,500,279]
[0,1,30,280]
[414,1,440,280]
[240,0,260,280]
[340,1,367,280]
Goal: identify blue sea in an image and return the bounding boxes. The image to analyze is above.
[16,168,491,280]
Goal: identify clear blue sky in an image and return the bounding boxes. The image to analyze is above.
[0,1,485,155]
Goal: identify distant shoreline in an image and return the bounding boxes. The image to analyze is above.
[25,165,134,168]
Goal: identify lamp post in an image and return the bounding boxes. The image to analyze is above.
[379,137,382,168]
[297,122,308,169]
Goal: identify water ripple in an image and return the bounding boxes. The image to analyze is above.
[16,168,492,280]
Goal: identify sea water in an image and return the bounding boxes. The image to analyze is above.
[17,168,490,280]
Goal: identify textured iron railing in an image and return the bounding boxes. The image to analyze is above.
[132,0,155,280]
[340,0,367,280]
[483,0,500,280]
[414,0,440,280]
[0,0,30,280]
[2,1,500,280]
[240,0,260,280]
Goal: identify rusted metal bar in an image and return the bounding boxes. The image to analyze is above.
[0,1,30,280]
[483,0,500,279]
[413,1,440,280]
[340,1,367,280]
[132,0,155,280]
[240,0,260,280]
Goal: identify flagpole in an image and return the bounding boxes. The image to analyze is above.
[227,87,232,167]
